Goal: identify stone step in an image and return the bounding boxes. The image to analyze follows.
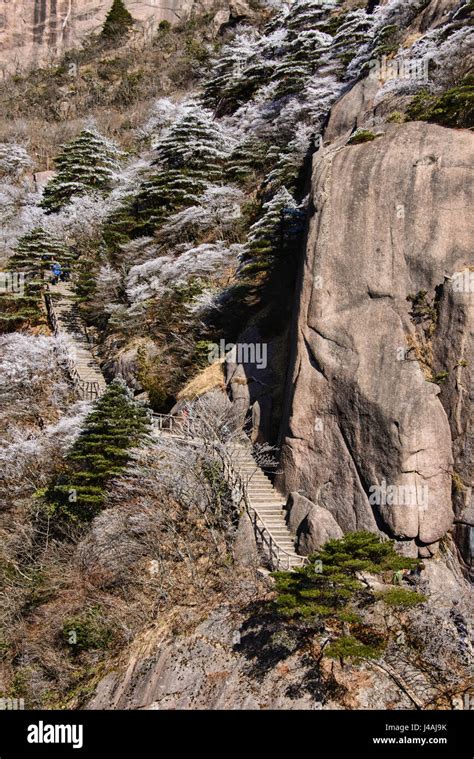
[245,478,275,485]
[46,290,107,402]
[257,509,288,529]
[250,496,285,503]
[261,528,289,534]
[265,536,293,543]
[251,503,284,509]
[249,498,286,505]
[255,515,287,522]
[265,539,294,547]
[242,470,273,476]
[247,485,279,492]
[259,515,287,522]
[248,491,279,498]
[244,481,274,488]
[253,516,287,523]
[247,491,279,496]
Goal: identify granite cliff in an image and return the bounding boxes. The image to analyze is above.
[0,0,219,76]
[277,120,473,565]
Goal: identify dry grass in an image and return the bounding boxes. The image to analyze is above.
[177,359,226,400]
[0,16,223,165]
[0,414,258,708]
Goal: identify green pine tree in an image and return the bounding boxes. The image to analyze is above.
[136,169,203,228]
[226,137,274,185]
[8,227,70,276]
[44,380,150,522]
[41,128,121,213]
[73,254,103,327]
[102,170,202,248]
[264,0,333,99]
[154,106,230,181]
[202,38,272,116]
[273,532,424,664]
[242,187,305,278]
[101,0,134,40]
[102,108,229,247]
[283,0,335,34]
[264,127,313,194]
[0,228,70,332]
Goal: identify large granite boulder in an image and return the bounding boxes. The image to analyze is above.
[285,492,343,555]
[277,121,473,556]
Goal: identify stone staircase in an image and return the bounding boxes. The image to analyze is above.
[44,289,304,570]
[230,442,306,570]
[152,413,305,571]
[45,281,106,400]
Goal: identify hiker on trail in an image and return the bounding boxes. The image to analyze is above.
[51,262,62,284]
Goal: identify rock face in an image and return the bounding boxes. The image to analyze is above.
[226,325,279,442]
[285,492,343,555]
[0,0,200,77]
[87,605,412,710]
[277,121,473,558]
[433,275,474,576]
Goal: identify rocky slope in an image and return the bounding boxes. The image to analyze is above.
[0,0,216,76]
[87,554,471,710]
[87,604,412,709]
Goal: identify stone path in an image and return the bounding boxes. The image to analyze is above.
[45,281,106,400]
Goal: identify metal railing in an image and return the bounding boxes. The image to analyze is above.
[248,504,306,571]
[44,291,59,335]
[44,287,104,401]
[222,446,308,571]
[146,415,307,570]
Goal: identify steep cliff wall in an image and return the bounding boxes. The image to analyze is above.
[0,0,198,76]
[277,119,473,562]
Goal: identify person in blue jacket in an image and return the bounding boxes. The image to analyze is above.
[51,262,62,284]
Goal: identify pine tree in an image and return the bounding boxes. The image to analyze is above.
[41,128,121,213]
[255,0,339,101]
[8,227,70,277]
[44,380,150,522]
[202,34,273,116]
[136,170,203,227]
[0,228,70,332]
[330,8,375,71]
[103,108,231,246]
[273,532,423,664]
[242,187,305,277]
[226,137,274,185]
[101,0,133,40]
[272,29,331,99]
[264,124,313,193]
[284,0,338,34]
[103,170,202,247]
[265,1,374,99]
[153,106,231,181]
[73,254,102,326]
[0,142,33,177]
